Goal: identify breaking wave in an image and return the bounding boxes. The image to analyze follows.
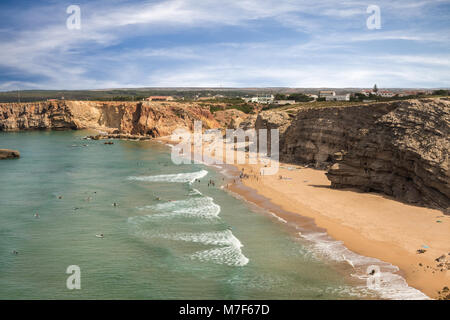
[158,230,249,267]
[300,232,429,300]
[134,195,221,219]
[128,183,249,267]
[128,169,208,184]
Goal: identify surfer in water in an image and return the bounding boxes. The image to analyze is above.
[34,213,39,218]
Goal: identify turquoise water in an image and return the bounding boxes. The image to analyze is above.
[0,130,409,299]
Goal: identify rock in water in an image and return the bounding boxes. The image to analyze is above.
[0,149,20,159]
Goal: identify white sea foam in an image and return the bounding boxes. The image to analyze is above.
[128,188,249,267]
[136,196,221,219]
[188,188,202,196]
[128,169,208,184]
[191,246,249,267]
[299,232,429,300]
[158,230,249,267]
[270,212,287,224]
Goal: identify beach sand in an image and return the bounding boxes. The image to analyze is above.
[228,162,450,299]
[157,135,449,299]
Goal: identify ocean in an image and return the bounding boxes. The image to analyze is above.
[0,130,427,299]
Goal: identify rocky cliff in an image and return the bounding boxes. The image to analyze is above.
[2,98,448,212]
[213,109,258,130]
[255,98,450,213]
[0,100,219,137]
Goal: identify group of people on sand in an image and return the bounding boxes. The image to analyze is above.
[238,167,261,182]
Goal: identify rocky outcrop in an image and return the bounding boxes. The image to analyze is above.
[327,98,449,213]
[2,97,449,212]
[239,114,258,130]
[0,101,220,137]
[213,109,249,129]
[255,98,450,213]
[255,109,296,155]
[0,149,20,159]
[85,133,151,141]
[0,101,79,131]
[271,103,399,167]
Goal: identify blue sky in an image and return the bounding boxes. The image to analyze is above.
[0,0,449,90]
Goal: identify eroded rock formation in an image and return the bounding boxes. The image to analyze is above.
[327,98,449,213]
[0,149,20,159]
[213,109,249,129]
[1,97,448,212]
[0,100,220,137]
[255,98,449,213]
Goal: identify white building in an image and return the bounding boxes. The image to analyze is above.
[250,94,275,104]
[325,94,350,101]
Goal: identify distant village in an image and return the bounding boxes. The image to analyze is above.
[39,86,444,105]
[139,86,436,105]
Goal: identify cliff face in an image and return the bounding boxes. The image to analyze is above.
[0,101,79,130]
[255,98,450,213]
[327,98,449,213]
[2,98,449,212]
[0,100,219,137]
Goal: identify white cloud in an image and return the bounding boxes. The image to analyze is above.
[0,0,449,89]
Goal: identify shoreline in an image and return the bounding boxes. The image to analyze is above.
[224,162,449,299]
[156,135,449,299]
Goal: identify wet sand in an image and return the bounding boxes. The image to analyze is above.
[228,162,450,299]
[157,135,449,299]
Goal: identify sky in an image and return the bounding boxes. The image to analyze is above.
[0,0,449,90]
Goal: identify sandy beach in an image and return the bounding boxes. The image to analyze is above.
[227,161,450,299]
[158,135,449,299]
